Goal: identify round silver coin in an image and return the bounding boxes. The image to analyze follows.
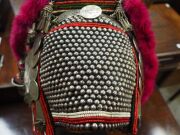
[80,5,102,19]
[29,80,39,101]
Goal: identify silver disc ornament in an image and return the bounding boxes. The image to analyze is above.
[80,5,102,19]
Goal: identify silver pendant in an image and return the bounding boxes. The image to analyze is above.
[29,66,38,80]
[32,34,43,55]
[80,5,102,19]
[31,51,40,68]
[24,56,31,93]
[29,80,39,101]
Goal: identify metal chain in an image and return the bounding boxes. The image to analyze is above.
[110,0,132,31]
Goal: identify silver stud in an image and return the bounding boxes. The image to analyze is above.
[87,89,92,94]
[101,100,106,105]
[78,106,82,111]
[94,100,100,105]
[92,123,98,130]
[90,94,96,99]
[87,99,93,104]
[97,104,103,110]
[85,123,90,130]
[99,123,104,130]
[80,99,85,104]
[91,105,96,110]
[84,105,89,111]
[80,89,85,94]
[94,89,99,94]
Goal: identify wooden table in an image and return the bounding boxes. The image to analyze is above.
[149,4,180,87]
[0,0,24,87]
[151,4,180,71]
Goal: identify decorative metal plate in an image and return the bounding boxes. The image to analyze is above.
[32,34,43,55]
[29,80,39,101]
[29,66,38,81]
[80,5,102,19]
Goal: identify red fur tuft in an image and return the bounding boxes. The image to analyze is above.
[123,0,158,104]
[10,0,48,61]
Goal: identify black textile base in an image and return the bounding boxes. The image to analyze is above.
[0,86,24,104]
[0,0,11,32]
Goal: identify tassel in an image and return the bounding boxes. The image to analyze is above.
[111,0,132,31]
[37,10,46,31]
[37,3,54,33]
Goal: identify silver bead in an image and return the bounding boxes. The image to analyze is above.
[85,123,90,130]
[97,104,103,110]
[94,100,100,105]
[79,124,84,129]
[87,99,93,104]
[87,89,92,94]
[100,90,106,95]
[94,90,99,94]
[99,123,104,130]
[78,106,82,111]
[91,105,96,110]
[74,101,78,106]
[101,100,106,105]
[80,99,85,104]
[92,123,98,130]
[108,124,112,129]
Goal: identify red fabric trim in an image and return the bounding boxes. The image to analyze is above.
[55,1,116,5]
[54,116,129,124]
[49,22,126,34]
[31,102,36,134]
[132,48,140,135]
[31,102,42,135]
[38,65,54,135]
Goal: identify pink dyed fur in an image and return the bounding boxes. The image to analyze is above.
[123,0,158,104]
[10,0,158,104]
[10,0,48,61]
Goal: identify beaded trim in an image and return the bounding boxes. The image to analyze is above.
[52,111,130,118]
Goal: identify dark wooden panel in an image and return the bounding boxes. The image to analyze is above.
[150,4,180,54]
[0,35,18,86]
[170,0,180,14]
[0,3,18,86]
[149,4,180,72]
[0,0,11,32]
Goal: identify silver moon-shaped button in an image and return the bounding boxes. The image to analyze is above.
[80,5,102,19]
[29,80,39,101]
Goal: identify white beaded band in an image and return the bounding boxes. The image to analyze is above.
[52,111,130,118]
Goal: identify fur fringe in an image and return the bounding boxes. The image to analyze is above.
[10,0,48,60]
[123,0,158,104]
